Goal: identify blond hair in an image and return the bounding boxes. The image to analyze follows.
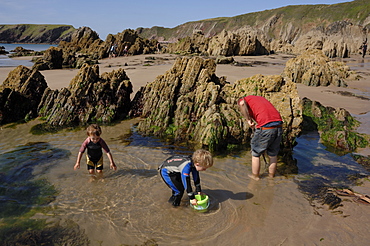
[86,124,102,137]
[192,149,213,168]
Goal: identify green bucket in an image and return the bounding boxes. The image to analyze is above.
[191,194,209,210]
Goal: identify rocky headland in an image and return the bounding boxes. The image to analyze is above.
[0,24,75,44]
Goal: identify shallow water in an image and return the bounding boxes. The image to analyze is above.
[0,55,34,67]
[0,119,369,245]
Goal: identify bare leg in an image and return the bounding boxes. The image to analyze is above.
[268,155,277,178]
[96,170,103,180]
[249,156,261,181]
[89,169,97,182]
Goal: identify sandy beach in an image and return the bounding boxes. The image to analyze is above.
[1,54,370,245]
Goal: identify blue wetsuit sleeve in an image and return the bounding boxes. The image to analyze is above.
[181,163,195,200]
[192,168,201,193]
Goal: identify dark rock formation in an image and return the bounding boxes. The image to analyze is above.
[0,24,75,44]
[282,49,358,87]
[32,47,63,70]
[0,46,8,55]
[58,26,103,67]
[8,46,44,58]
[0,66,48,124]
[134,56,302,152]
[38,64,132,126]
[104,29,158,57]
[57,28,159,68]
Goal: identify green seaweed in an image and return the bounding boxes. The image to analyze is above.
[302,100,368,152]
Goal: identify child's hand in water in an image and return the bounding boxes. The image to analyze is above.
[110,163,117,171]
[74,163,80,170]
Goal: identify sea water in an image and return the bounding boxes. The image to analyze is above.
[0,43,56,67]
[0,43,57,52]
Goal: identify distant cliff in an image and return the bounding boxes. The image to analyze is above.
[136,0,370,43]
[0,24,76,44]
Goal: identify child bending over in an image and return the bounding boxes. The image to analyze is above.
[159,149,213,207]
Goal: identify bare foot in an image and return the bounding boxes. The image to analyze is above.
[89,175,97,182]
[248,174,260,181]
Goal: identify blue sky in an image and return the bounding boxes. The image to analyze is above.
[1,0,351,40]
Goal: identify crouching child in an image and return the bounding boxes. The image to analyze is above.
[159,149,213,207]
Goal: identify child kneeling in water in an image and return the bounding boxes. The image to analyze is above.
[159,149,213,207]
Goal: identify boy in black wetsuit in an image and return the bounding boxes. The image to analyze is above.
[159,149,213,207]
[74,124,117,179]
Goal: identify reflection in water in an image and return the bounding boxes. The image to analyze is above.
[0,142,70,218]
[293,132,369,207]
[0,120,369,245]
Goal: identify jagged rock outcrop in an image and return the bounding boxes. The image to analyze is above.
[58,26,103,67]
[38,64,132,126]
[282,49,358,87]
[134,56,302,151]
[0,46,7,55]
[0,66,48,125]
[0,24,75,44]
[8,46,43,57]
[104,29,159,57]
[57,28,159,68]
[207,29,269,56]
[32,47,63,70]
[166,30,269,56]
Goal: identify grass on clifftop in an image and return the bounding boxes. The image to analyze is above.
[138,0,370,40]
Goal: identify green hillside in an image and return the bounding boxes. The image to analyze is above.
[137,0,370,40]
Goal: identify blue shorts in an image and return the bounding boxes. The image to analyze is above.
[251,127,282,157]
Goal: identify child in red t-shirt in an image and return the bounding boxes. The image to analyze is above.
[238,96,283,180]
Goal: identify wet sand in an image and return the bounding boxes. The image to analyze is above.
[1,53,370,245]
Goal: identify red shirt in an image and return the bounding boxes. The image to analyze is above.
[243,95,282,128]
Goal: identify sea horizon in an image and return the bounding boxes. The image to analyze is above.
[0,43,57,52]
